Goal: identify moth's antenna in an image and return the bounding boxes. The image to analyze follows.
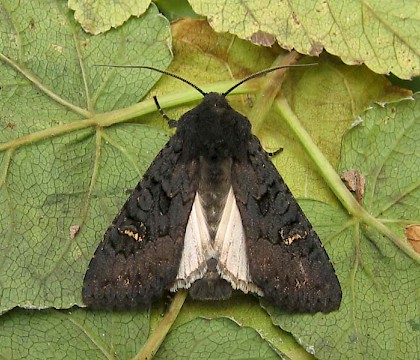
[153,96,177,128]
[222,63,317,97]
[96,65,207,96]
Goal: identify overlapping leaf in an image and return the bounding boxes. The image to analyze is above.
[69,0,150,34]
[190,0,419,79]
[68,1,419,79]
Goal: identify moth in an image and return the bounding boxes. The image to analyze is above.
[83,65,342,313]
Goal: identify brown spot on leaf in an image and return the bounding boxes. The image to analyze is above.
[341,169,366,204]
[309,42,324,56]
[29,19,36,31]
[405,224,420,253]
[291,12,300,25]
[249,31,276,47]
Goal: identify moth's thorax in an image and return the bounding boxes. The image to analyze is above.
[198,156,232,238]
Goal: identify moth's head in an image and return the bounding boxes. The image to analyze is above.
[177,92,252,161]
[196,92,242,124]
[200,92,231,114]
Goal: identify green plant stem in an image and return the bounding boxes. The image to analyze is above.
[133,290,188,360]
[249,51,301,135]
[275,97,420,263]
[0,81,253,152]
[362,212,419,261]
[275,97,359,212]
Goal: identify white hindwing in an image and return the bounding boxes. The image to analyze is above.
[173,188,261,295]
[215,188,262,295]
[170,194,210,291]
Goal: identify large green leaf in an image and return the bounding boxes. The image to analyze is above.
[0,307,149,359]
[189,0,419,79]
[0,0,172,312]
[1,2,418,359]
[67,1,420,79]
[155,317,281,359]
[266,198,419,359]
[339,96,419,223]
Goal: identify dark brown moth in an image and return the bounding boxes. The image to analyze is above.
[83,65,342,313]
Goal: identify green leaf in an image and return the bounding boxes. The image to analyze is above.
[0,0,172,313]
[266,200,419,359]
[0,307,149,359]
[339,96,419,224]
[1,3,418,359]
[189,0,420,79]
[263,96,420,359]
[155,317,281,360]
[68,0,151,34]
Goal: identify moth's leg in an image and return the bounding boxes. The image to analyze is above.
[153,96,177,128]
[265,147,283,157]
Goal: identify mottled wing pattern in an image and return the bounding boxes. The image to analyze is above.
[83,134,198,309]
[232,136,342,313]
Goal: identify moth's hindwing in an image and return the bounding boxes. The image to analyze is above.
[82,134,198,309]
[232,136,342,313]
